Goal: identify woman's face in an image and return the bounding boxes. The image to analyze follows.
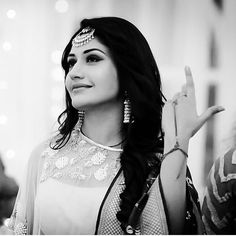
[65,38,120,111]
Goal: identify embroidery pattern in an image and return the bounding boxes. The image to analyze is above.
[40,131,121,185]
[6,208,28,235]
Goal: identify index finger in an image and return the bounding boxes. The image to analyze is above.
[184,66,195,90]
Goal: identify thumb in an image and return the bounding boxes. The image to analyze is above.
[192,106,225,136]
[199,105,225,125]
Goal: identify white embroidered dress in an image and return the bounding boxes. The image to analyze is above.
[7,130,122,234]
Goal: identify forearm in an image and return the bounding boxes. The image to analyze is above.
[160,140,189,234]
[160,66,224,234]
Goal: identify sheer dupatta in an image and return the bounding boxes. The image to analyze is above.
[7,142,46,235]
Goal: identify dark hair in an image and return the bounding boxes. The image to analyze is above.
[52,16,165,231]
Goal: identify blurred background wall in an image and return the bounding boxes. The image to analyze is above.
[0,0,236,202]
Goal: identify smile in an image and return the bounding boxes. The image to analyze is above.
[72,84,92,93]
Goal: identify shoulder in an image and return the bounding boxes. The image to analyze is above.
[23,136,61,184]
[221,148,236,172]
[213,148,236,182]
[27,136,56,172]
[205,147,236,201]
[202,148,236,234]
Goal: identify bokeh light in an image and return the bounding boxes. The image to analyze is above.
[6,9,16,19]
[5,149,16,159]
[0,115,8,125]
[2,41,12,51]
[51,50,62,64]
[51,66,64,81]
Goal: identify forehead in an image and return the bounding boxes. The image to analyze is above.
[69,38,108,55]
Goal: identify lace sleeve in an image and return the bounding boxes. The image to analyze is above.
[6,142,46,235]
[7,195,28,235]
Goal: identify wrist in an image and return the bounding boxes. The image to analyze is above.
[164,136,190,154]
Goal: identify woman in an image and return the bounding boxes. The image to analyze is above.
[6,17,224,234]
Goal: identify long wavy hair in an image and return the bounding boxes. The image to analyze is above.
[51,17,165,231]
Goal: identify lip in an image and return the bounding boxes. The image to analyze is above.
[71,83,92,92]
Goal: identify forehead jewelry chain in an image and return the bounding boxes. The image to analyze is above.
[72,26,95,47]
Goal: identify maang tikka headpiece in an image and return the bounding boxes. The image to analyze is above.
[72,26,95,47]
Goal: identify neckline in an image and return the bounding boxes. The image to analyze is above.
[79,130,123,152]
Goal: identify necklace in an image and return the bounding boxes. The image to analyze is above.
[109,139,125,148]
[80,128,125,148]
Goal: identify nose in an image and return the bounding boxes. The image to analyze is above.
[68,61,84,80]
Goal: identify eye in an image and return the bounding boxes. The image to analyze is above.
[86,55,102,63]
[67,58,76,70]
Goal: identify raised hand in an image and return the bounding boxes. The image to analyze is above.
[162,66,225,150]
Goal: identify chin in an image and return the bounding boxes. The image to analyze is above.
[71,100,89,111]
[70,96,84,109]
[72,104,85,111]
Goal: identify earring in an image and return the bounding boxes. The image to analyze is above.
[123,93,131,124]
[75,110,85,130]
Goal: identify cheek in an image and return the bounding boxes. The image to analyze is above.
[101,65,119,94]
[108,76,119,95]
[110,69,119,94]
[64,75,70,91]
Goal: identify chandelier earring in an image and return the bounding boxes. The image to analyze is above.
[75,110,85,130]
[123,92,131,124]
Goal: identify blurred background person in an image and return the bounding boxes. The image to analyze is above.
[0,153,18,226]
[202,121,236,234]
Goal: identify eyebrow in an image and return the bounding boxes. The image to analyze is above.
[83,48,106,55]
[67,48,106,59]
